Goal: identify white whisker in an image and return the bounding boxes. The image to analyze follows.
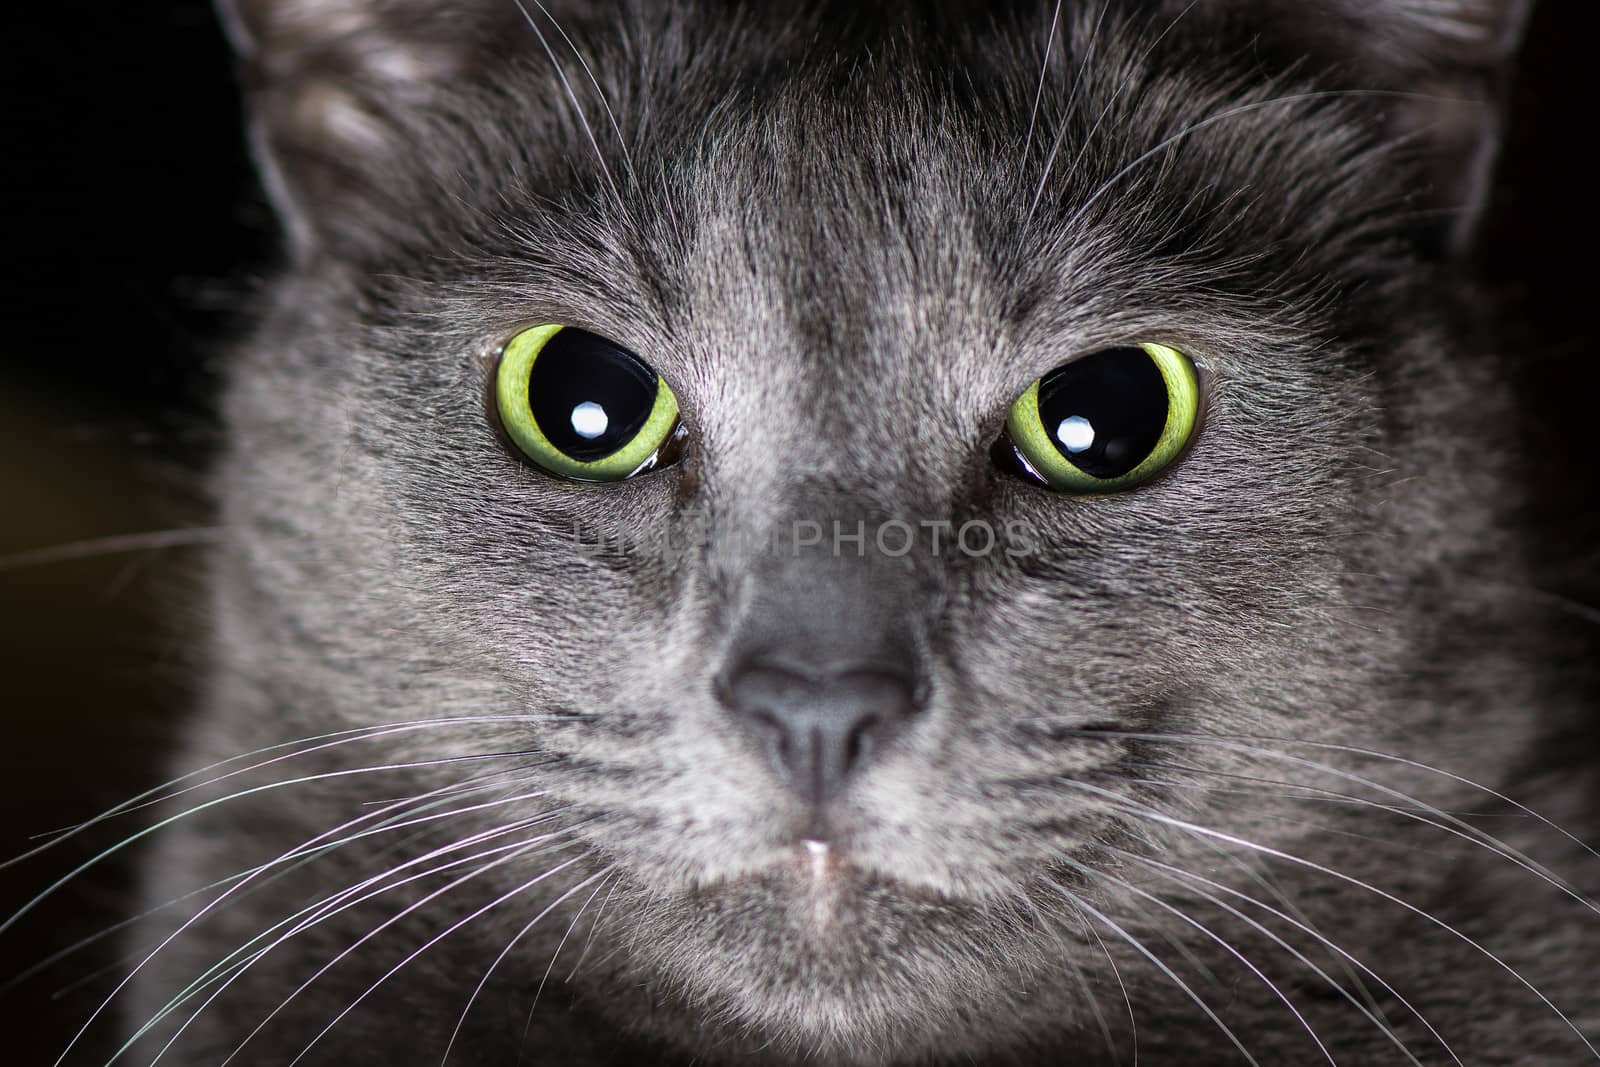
[1058,777,1600,1059]
[509,0,627,215]
[442,867,615,1066]
[1062,730,1600,914]
[1026,0,1200,225]
[1110,845,1453,1067]
[1020,0,1064,163]
[1058,854,1337,1065]
[1060,889,1261,1066]
[131,828,565,1066]
[60,763,558,1065]
[285,853,599,1066]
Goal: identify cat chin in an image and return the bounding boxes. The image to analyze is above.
[581,867,1087,1066]
[557,848,1121,1062]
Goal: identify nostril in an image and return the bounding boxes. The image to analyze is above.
[844,714,878,770]
[770,717,792,767]
[744,708,790,764]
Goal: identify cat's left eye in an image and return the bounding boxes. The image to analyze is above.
[996,343,1200,493]
[494,324,684,482]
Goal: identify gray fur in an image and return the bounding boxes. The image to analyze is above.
[114,1,1596,1064]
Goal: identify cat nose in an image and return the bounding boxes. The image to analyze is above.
[717,659,920,806]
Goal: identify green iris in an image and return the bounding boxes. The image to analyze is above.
[495,324,681,482]
[1003,342,1200,493]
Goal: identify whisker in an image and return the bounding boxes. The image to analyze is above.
[0,527,224,572]
[1058,730,1600,914]
[1026,0,1199,225]
[200,828,590,1067]
[1188,831,1390,1027]
[4,715,557,875]
[1143,765,1551,854]
[128,828,563,1066]
[1054,88,1449,235]
[1255,736,1598,864]
[284,853,602,1067]
[509,0,626,214]
[527,0,640,200]
[39,795,547,1012]
[62,772,559,1065]
[8,725,408,866]
[1109,772,1491,857]
[1020,0,1064,163]
[9,778,539,1000]
[1108,845,1454,1067]
[1015,888,1127,1065]
[1081,905,1140,1067]
[156,781,556,955]
[528,868,612,1013]
[1059,889,1260,1066]
[562,873,621,984]
[5,737,551,940]
[1057,778,1600,1060]
[443,867,616,1066]
[1056,854,1337,1066]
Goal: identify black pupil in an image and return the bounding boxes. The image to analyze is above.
[1035,347,1168,479]
[527,328,660,462]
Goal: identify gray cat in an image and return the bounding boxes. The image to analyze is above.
[86,0,1600,1063]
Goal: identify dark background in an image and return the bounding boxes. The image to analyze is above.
[1,2,1595,1062]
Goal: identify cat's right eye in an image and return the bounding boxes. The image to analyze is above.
[494,324,684,482]
[995,343,1201,493]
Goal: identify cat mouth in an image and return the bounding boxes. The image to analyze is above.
[767,836,984,915]
[752,836,855,895]
[662,849,950,949]
[682,832,962,908]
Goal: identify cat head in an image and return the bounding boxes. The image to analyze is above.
[216,1,1532,1059]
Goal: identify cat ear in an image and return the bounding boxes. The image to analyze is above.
[217,0,525,259]
[1311,0,1534,253]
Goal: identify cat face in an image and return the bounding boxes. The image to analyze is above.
[190,1,1561,1062]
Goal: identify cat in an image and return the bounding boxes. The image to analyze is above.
[54,0,1600,1063]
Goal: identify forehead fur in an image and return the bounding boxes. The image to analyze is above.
[226,0,1512,269]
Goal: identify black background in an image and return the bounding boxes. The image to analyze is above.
[1,2,1595,1062]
